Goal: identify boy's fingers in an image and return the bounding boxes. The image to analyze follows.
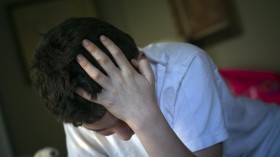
[75,87,105,105]
[138,57,154,84]
[131,52,154,84]
[131,59,139,69]
[99,35,133,71]
[82,39,119,77]
[76,54,111,90]
[75,87,113,109]
[75,87,95,102]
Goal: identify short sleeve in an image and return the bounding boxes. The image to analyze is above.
[172,50,229,152]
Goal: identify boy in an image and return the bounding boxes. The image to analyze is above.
[31,17,280,157]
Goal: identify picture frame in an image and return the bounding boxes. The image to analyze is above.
[7,0,98,83]
[169,0,240,47]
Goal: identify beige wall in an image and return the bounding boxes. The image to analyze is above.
[96,0,182,46]
[98,0,280,72]
[206,0,280,72]
[0,0,279,156]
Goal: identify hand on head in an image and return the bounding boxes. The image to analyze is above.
[75,35,158,129]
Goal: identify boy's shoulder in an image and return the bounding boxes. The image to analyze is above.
[140,42,205,66]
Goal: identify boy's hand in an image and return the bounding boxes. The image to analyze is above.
[75,35,158,127]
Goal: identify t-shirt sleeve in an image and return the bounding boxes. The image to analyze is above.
[171,50,229,152]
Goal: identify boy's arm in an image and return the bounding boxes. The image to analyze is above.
[194,143,222,157]
[75,36,196,157]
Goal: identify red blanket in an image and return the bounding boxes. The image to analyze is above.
[219,69,280,105]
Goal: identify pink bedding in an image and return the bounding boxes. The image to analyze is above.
[219,69,280,105]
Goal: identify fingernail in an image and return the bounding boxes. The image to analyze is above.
[77,54,83,61]
[100,35,106,41]
[82,39,90,46]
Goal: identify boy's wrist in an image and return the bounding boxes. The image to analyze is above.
[127,105,163,133]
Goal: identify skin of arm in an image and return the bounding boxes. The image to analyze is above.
[194,143,222,157]
[76,35,221,157]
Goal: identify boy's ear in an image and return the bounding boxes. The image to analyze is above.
[137,51,145,60]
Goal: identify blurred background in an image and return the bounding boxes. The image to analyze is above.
[0,0,279,156]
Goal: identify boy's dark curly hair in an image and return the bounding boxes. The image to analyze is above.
[31,17,139,126]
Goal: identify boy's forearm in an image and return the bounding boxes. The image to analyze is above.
[129,106,196,157]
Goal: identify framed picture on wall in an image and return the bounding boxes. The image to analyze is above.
[169,0,239,47]
[7,0,98,83]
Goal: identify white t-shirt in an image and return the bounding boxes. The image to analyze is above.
[64,42,280,157]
